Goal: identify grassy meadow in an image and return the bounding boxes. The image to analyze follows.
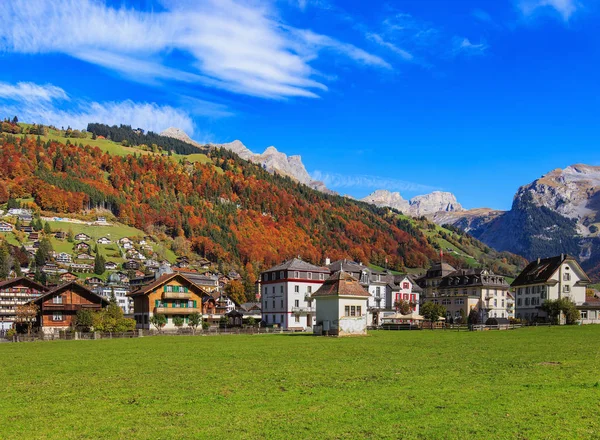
[1,327,599,439]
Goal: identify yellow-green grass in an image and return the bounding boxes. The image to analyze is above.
[1,327,599,439]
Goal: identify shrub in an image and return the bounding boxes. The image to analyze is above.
[5,328,16,339]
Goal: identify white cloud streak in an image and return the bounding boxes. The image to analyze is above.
[365,33,413,61]
[311,170,437,193]
[0,81,195,134]
[0,0,389,99]
[517,0,580,21]
[452,37,489,56]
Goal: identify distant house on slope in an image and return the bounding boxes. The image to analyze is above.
[74,233,91,241]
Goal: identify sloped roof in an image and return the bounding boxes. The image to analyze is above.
[128,273,206,297]
[0,277,49,292]
[327,259,369,275]
[439,269,509,289]
[266,258,329,273]
[312,271,371,298]
[31,281,109,306]
[512,255,590,287]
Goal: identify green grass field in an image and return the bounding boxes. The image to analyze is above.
[1,327,599,439]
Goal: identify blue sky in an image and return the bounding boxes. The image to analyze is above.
[0,0,599,210]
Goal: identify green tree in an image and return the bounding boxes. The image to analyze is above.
[173,316,184,331]
[74,309,94,332]
[43,222,52,234]
[421,302,446,327]
[35,237,53,266]
[66,228,74,242]
[467,308,479,326]
[150,314,167,333]
[94,253,106,275]
[541,298,581,325]
[188,312,202,334]
[0,245,12,280]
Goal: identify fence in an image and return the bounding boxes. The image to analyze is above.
[3,326,310,343]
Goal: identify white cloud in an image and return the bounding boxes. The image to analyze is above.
[517,0,580,21]
[0,82,69,104]
[365,33,414,61]
[0,0,388,99]
[0,80,195,134]
[452,38,489,56]
[311,170,437,193]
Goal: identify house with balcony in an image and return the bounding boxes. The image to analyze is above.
[0,221,13,232]
[0,277,49,330]
[512,254,591,323]
[30,281,109,334]
[260,258,330,330]
[128,273,207,330]
[74,242,91,252]
[74,233,91,241]
[55,252,72,264]
[417,266,511,323]
[97,237,112,244]
[313,271,371,336]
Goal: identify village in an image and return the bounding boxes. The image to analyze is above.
[1,208,600,340]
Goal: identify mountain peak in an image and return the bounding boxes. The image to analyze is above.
[361,189,462,216]
[160,127,203,149]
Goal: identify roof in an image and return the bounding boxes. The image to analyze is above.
[438,269,509,289]
[128,273,206,297]
[311,271,371,298]
[31,281,109,306]
[265,258,330,273]
[327,259,370,275]
[512,254,591,287]
[0,277,49,292]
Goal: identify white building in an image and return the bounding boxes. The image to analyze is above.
[55,252,72,264]
[260,258,329,330]
[97,237,112,244]
[313,271,371,336]
[512,254,591,323]
[0,221,13,232]
[93,286,133,315]
[326,260,420,326]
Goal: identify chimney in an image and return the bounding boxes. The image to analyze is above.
[537,258,540,264]
[560,253,564,260]
[325,257,331,266]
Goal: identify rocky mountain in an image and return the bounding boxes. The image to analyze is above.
[160,127,204,149]
[361,190,463,216]
[210,140,332,193]
[430,164,600,279]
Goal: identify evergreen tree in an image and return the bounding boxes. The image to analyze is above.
[94,253,106,275]
[43,221,52,234]
[66,228,74,242]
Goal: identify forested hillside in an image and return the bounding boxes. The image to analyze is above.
[0,125,525,278]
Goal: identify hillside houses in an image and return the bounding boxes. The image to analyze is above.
[97,237,111,244]
[74,233,91,241]
[0,221,13,232]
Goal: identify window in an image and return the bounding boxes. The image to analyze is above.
[581,311,588,319]
[356,306,362,316]
[264,287,268,296]
[517,298,522,306]
[308,272,313,280]
[345,306,350,316]
[280,271,284,279]
[403,282,410,289]
[294,271,299,278]
[271,272,275,281]
[525,298,530,306]
[350,306,356,317]
[563,285,571,293]
[376,287,381,297]
[280,300,283,308]
[266,315,270,323]
[307,286,312,294]
[563,273,570,281]
[295,300,299,307]
[52,312,63,321]
[52,295,63,304]
[272,300,275,309]
[295,315,300,322]
[280,286,284,294]
[281,315,284,324]
[494,299,497,307]
[294,285,299,293]
[272,287,275,294]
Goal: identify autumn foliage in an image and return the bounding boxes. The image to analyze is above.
[0,133,445,272]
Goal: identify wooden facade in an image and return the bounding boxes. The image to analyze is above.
[128,273,207,329]
[31,282,109,332]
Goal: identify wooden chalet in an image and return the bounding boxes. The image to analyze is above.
[30,282,109,333]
